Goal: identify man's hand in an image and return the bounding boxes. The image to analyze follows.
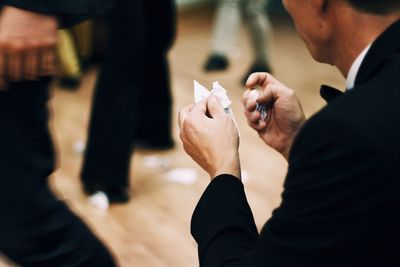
[0,6,58,88]
[179,95,241,180]
[242,72,306,160]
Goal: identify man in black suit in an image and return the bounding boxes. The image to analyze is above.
[179,0,400,266]
[0,1,116,266]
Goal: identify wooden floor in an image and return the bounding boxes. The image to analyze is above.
[0,6,345,267]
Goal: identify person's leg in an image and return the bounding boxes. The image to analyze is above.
[134,52,174,149]
[0,80,116,266]
[242,0,273,82]
[134,0,175,149]
[81,0,145,201]
[204,0,242,71]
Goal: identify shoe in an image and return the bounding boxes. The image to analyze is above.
[58,75,81,90]
[203,53,229,71]
[105,188,130,203]
[242,62,272,85]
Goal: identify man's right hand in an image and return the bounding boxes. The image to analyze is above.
[242,72,306,160]
[0,6,58,88]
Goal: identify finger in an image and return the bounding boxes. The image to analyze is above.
[243,93,258,112]
[257,84,275,104]
[242,89,257,104]
[178,104,194,130]
[244,109,261,124]
[40,47,56,76]
[207,95,225,118]
[24,48,39,80]
[245,72,268,88]
[6,39,25,81]
[7,50,22,81]
[246,72,281,89]
[248,119,267,132]
[191,98,208,116]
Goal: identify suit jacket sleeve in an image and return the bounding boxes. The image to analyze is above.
[2,0,113,27]
[191,112,387,266]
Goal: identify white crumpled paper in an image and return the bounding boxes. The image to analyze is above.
[194,80,239,134]
[194,80,232,110]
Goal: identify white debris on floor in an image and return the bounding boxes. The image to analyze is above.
[165,168,198,185]
[73,139,86,155]
[142,155,171,170]
[88,191,109,211]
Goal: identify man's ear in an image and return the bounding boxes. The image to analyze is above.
[309,0,335,38]
[309,0,331,18]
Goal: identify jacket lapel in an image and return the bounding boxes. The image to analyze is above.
[355,20,400,87]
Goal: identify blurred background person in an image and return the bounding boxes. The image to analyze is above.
[57,20,94,89]
[0,1,117,266]
[80,0,176,203]
[204,0,272,84]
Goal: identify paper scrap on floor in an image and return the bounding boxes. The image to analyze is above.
[166,168,198,185]
[142,155,171,170]
[88,191,109,211]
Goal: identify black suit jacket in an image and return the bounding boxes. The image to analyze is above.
[1,0,113,27]
[191,20,400,267]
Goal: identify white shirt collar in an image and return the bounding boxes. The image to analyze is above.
[346,44,372,90]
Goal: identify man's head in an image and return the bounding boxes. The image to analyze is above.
[282,0,400,75]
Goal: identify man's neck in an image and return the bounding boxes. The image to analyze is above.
[331,13,400,77]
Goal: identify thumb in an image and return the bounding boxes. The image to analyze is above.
[192,98,208,115]
[207,95,226,118]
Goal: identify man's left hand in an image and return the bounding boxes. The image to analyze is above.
[178,95,241,180]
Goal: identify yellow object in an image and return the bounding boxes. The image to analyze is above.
[57,20,94,78]
[72,20,94,62]
[57,29,81,78]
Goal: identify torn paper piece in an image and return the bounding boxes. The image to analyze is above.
[194,80,211,104]
[211,81,232,109]
[194,80,240,136]
[194,80,232,109]
[88,191,109,211]
[166,168,198,185]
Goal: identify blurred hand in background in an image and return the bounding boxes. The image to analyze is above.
[0,6,58,88]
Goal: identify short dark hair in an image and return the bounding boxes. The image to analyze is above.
[347,0,400,14]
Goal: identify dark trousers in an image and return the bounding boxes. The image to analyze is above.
[81,0,173,194]
[0,80,116,266]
